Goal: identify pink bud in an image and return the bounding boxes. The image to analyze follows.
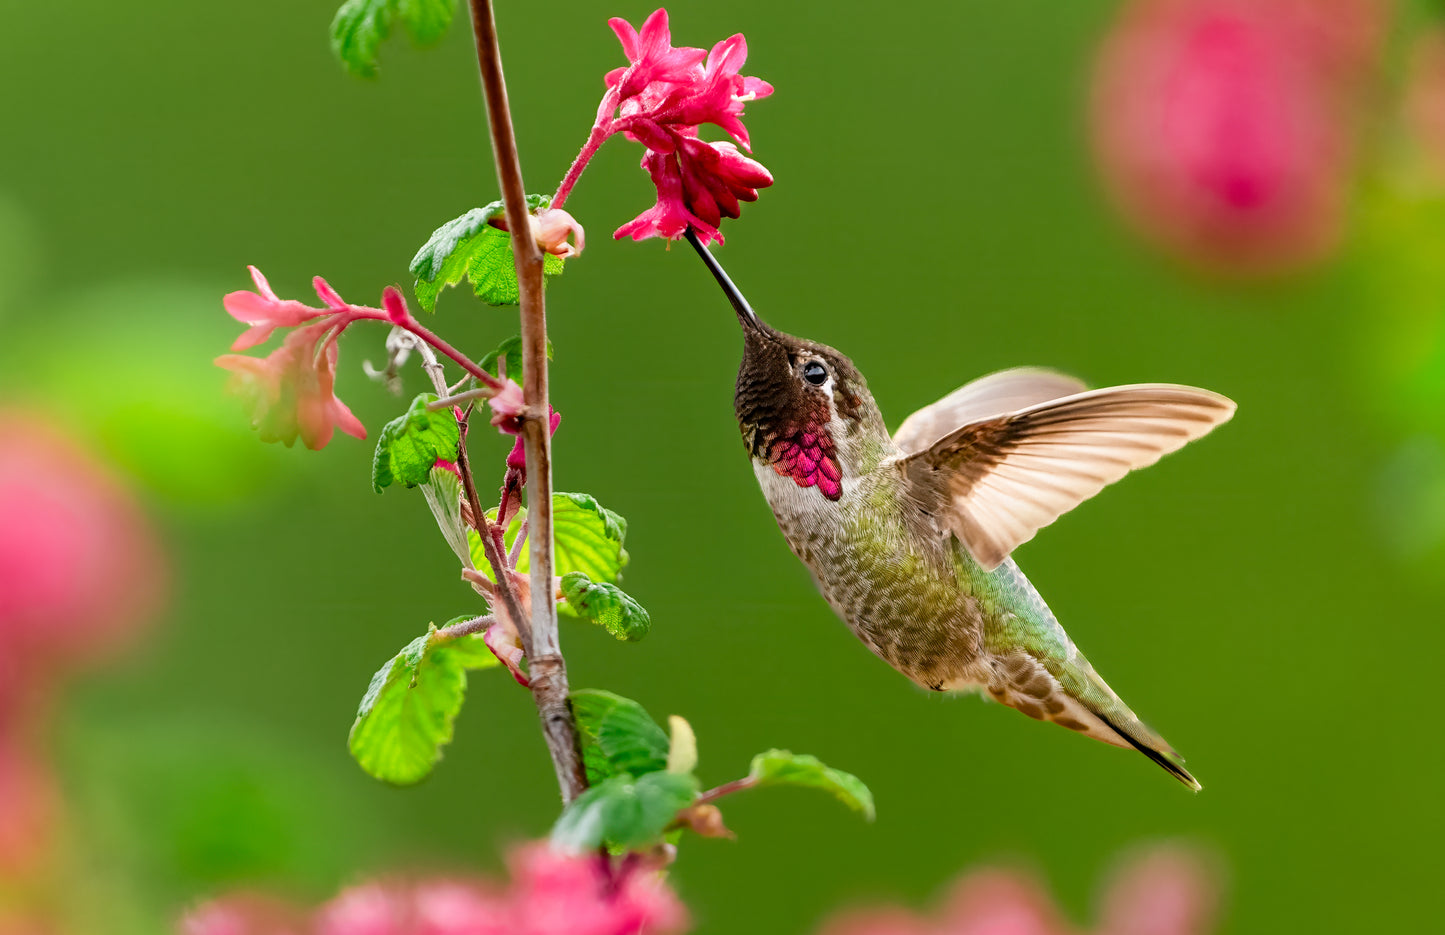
[381,286,412,325]
[531,208,586,258]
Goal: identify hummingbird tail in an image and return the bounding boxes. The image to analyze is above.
[1089,707,1201,791]
[987,652,1201,791]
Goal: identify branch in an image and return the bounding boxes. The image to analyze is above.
[466,0,586,805]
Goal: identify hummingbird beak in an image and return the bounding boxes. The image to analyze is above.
[684,228,768,335]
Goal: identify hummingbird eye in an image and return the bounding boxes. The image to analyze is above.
[802,361,828,386]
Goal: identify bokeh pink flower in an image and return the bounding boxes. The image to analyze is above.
[0,411,167,882]
[815,845,1218,935]
[1090,0,1387,275]
[216,322,366,451]
[181,843,688,935]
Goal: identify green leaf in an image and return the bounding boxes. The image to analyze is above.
[571,690,670,785]
[347,625,498,786]
[372,394,460,493]
[560,572,650,641]
[420,465,471,566]
[410,197,565,311]
[477,334,554,384]
[748,750,875,820]
[330,0,457,79]
[550,771,699,853]
[467,493,630,611]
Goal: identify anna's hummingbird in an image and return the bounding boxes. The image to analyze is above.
[687,233,1234,790]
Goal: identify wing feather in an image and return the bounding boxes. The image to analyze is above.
[892,368,1088,455]
[902,383,1235,570]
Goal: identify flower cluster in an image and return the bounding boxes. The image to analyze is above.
[0,412,167,878]
[180,844,688,935]
[1090,0,1386,274]
[215,267,390,450]
[817,845,1218,935]
[554,8,774,246]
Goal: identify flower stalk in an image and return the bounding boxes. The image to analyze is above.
[465,0,587,805]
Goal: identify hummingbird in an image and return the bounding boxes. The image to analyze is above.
[685,231,1234,790]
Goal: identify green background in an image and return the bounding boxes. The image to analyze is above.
[3,1,1443,932]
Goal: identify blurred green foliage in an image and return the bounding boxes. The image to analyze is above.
[3,1,1445,934]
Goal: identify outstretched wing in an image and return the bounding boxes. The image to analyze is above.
[892,368,1089,455]
[899,383,1235,571]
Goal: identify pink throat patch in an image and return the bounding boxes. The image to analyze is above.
[766,426,842,500]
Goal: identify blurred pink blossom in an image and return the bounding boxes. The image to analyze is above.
[177,894,308,935]
[1090,0,1386,275]
[216,322,367,450]
[0,412,167,667]
[182,844,687,935]
[815,845,1217,935]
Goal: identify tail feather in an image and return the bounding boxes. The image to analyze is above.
[1091,707,1200,791]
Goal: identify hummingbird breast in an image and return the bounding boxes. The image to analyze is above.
[752,458,992,691]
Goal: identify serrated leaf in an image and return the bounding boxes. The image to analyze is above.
[748,750,875,820]
[571,689,670,785]
[550,771,699,853]
[330,0,457,79]
[410,196,564,311]
[467,493,630,613]
[347,625,499,786]
[560,572,650,641]
[373,394,460,493]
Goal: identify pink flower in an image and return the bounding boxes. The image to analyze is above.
[487,379,527,435]
[177,894,307,935]
[505,409,561,471]
[180,844,687,935]
[1090,0,1384,275]
[553,9,774,246]
[0,411,167,668]
[507,844,687,935]
[604,9,708,110]
[223,266,328,352]
[815,845,1218,935]
[216,322,367,450]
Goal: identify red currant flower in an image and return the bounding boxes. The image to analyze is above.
[216,322,366,450]
[223,266,329,352]
[553,8,774,246]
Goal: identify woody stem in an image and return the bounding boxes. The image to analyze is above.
[466,0,587,806]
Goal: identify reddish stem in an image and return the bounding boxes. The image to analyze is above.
[552,124,614,210]
[694,776,760,806]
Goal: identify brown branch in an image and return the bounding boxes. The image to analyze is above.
[466,0,587,805]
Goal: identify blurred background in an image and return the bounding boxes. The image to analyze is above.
[3,0,1444,931]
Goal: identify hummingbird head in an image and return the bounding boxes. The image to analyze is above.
[686,232,888,502]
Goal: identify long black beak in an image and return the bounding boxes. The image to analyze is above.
[684,228,766,334]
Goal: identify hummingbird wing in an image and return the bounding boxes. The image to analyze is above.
[892,368,1088,455]
[900,384,1235,571]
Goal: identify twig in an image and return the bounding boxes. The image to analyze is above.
[694,776,760,807]
[413,342,530,658]
[467,0,586,804]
